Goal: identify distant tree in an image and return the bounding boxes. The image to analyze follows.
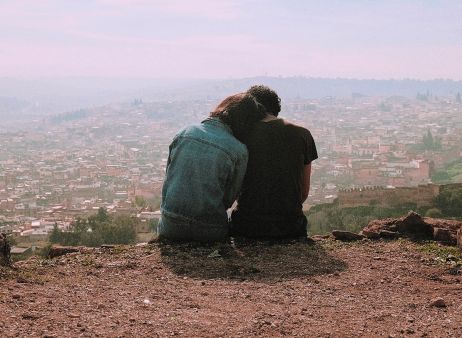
[425,208,443,218]
[72,217,88,233]
[110,215,137,244]
[422,129,441,151]
[416,92,428,101]
[434,187,462,217]
[379,102,391,112]
[423,129,434,148]
[431,170,451,184]
[134,196,147,209]
[49,225,62,244]
[49,207,139,247]
[96,207,109,223]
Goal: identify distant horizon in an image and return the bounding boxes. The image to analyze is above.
[2,1,462,80]
[2,75,462,82]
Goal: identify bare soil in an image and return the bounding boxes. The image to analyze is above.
[1,239,461,337]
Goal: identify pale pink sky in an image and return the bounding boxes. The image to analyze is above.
[1,0,462,79]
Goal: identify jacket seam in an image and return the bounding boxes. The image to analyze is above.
[177,135,242,162]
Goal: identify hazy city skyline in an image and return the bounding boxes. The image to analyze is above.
[2,0,462,80]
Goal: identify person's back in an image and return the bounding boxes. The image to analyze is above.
[159,92,265,242]
[161,118,247,241]
[232,86,318,239]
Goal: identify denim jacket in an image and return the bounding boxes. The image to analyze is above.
[159,117,248,241]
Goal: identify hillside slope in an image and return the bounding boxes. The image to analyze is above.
[1,239,461,337]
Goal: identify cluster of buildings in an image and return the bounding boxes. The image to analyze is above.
[1,95,462,244]
[286,96,462,205]
[0,100,208,243]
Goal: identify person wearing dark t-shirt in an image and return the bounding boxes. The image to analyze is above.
[231,85,318,239]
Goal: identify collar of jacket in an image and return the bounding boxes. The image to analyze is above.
[201,117,233,135]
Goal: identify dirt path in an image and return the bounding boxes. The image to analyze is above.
[1,239,461,337]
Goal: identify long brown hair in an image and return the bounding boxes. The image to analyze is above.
[210,93,265,142]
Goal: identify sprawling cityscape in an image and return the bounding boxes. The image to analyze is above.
[1,90,462,246]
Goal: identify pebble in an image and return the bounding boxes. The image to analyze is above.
[430,297,446,308]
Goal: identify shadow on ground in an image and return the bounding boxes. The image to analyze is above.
[158,238,347,282]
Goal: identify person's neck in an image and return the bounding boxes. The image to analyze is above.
[261,114,278,122]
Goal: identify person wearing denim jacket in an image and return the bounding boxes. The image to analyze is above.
[159,93,265,242]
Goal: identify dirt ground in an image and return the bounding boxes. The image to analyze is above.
[1,238,461,337]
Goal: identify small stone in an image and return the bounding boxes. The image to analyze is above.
[433,228,454,244]
[378,230,400,238]
[12,293,21,299]
[207,250,221,258]
[430,297,446,307]
[101,244,115,249]
[446,254,456,261]
[48,246,80,259]
[22,312,40,320]
[331,230,364,241]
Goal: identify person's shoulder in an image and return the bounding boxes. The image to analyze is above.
[189,120,247,158]
[279,118,313,135]
[180,123,204,135]
[227,135,247,156]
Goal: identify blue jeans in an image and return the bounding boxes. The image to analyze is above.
[158,214,229,243]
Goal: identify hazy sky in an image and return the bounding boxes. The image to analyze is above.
[1,0,462,80]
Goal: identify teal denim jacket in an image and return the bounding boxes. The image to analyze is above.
[159,118,248,241]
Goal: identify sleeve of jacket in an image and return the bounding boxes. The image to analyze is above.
[223,150,248,209]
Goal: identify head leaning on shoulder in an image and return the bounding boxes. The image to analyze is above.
[247,85,281,117]
[210,92,266,142]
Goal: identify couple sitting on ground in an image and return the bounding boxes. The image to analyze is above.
[159,85,318,242]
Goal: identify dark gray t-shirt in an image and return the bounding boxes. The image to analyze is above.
[233,118,317,234]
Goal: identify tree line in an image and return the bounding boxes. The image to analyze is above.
[306,185,462,235]
[49,208,137,247]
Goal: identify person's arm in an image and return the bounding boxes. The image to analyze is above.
[301,163,312,202]
[223,152,248,209]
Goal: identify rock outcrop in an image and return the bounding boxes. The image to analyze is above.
[331,230,364,241]
[47,245,81,259]
[361,211,462,246]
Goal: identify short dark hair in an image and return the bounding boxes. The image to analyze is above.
[210,93,265,142]
[247,85,281,117]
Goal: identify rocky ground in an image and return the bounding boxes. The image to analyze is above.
[1,238,461,337]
